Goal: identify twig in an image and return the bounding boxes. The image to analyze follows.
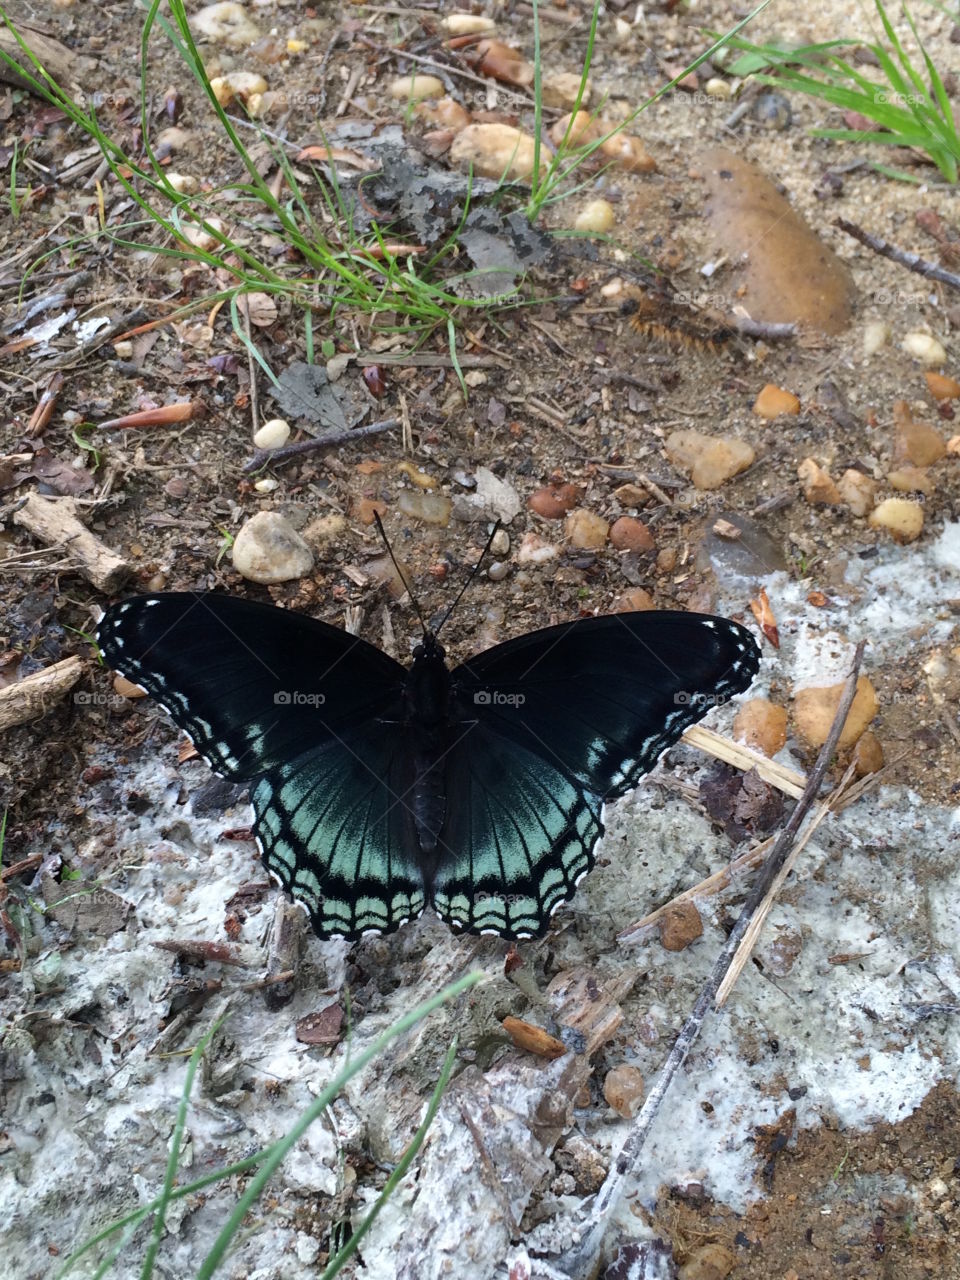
[554,641,866,1280]
[732,317,796,341]
[0,656,83,733]
[834,217,960,291]
[242,417,399,472]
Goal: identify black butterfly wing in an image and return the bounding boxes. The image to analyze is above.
[449,611,760,803]
[98,593,429,939]
[251,724,428,939]
[430,720,603,938]
[97,592,407,780]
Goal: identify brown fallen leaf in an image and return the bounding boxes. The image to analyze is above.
[97,401,202,430]
[750,586,779,648]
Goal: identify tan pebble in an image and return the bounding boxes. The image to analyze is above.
[798,457,841,505]
[733,699,787,757]
[464,370,487,388]
[893,403,946,465]
[659,901,703,951]
[603,1064,645,1118]
[253,417,290,450]
[948,435,960,455]
[869,497,923,543]
[599,276,623,298]
[354,497,387,526]
[190,2,261,47]
[448,123,544,181]
[113,674,147,699]
[691,439,754,489]
[389,74,445,102]
[441,13,495,34]
[753,383,800,418]
[614,588,656,612]
[926,370,960,400]
[565,508,609,549]
[609,516,655,552]
[574,199,615,233]
[253,477,278,493]
[113,340,133,359]
[862,320,889,358]
[704,77,732,99]
[678,1243,737,1280]
[397,490,452,525]
[540,71,591,110]
[851,730,884,777]
[902,331,947,366]
[550,109,599,147]
[793,675,879,751]
[598,132,656,173]
[165,173,200,194]
[528,483,582,519]
[156,126,191,152]
[303,513,345,549]
[179,214,227,250]
[516,532,559,565]
[232,511,314,583]
[656,547,678,573]
[210,70,267,105]
[887,466,933,495]
[415,98,470,130]
[613,483,649,506]
[837,468,877,517]
[367,553,411,598]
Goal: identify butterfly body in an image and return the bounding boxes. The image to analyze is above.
[97,593,761,941]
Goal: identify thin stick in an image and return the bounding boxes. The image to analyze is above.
[555,641,866,1280]
[242,417,398,472]
[242,297,260,439]
[834,216,960,291]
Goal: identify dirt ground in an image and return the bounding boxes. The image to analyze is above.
[2,1,960,1278]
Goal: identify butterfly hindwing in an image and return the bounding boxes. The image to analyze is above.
[252,725,427,940]
[97,592,406,780]
[450,611,759,802]
[431,721,602,938]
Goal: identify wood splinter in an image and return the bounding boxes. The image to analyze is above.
[12,492,133,592]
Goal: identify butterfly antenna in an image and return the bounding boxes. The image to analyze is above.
[434,520,501,640]
[373,511,431,636]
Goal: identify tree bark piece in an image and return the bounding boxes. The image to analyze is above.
[0,656,83,733]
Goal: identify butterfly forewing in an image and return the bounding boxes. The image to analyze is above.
[97,593,406,780]
[450,612,759,802]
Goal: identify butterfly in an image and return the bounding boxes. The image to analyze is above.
[97,592,760,941]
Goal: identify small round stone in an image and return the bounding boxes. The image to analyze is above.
[753,91,792,129]
[603,1064,645,1118]
[253,417,291,450]
[490,528,510,556]
[487,560,509,581]
[232,511,314,583]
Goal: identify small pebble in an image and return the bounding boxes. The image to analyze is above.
[367,553,410,598]
[658,901,703,951]
[613,588,655,612]
[704,77,732,99]
[733,699,787,757]
[415,98,471,131]
[253,417,291,449]
[210,70,267,106]
[574,199,615,234]
[565,508,609,550]
[603,1064,645,1118]
[753,383,800,418]
[664,429,755,490]
[902,331,947,366]
[180,214,226,250]
[851,730,884,776]
[397,490,452,526]
[893,403,946,465]
[753,90,792,129]
[441,14,495,34]
[490,528,510,556]
[529,482,582,519]
[862,320,889,357]
[793,675,878,750]
[926,370,960,400]
[449,123,543,181]
[613,482,649,506]
[114,674,147,699]
[232,511,313,583]
[397,460,437,489]
[798,457,841,505]
[540,71,591,109]
[678,1243,737,1280]
[165,173,199,195]
[887,466,933,495]
[487,560,509,581]
[609,516,655,552]
[837,468,877,517]
[516,532,559,565]
[190,2,261,47]
[303,513,346,550]
[254,477,278,493]
[354,498,387,525]
[389,74,445,102]
[869,496,924,543]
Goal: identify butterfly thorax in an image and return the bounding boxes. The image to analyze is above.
[405,633,454,860]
